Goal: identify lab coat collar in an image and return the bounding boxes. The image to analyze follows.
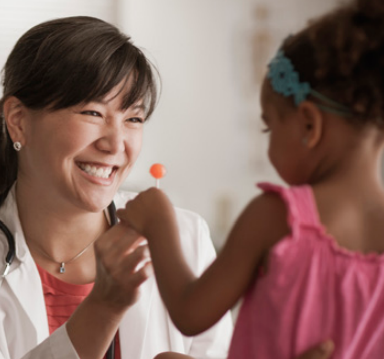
[5,253,50,343]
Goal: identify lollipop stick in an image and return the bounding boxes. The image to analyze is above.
[156,179,160,189]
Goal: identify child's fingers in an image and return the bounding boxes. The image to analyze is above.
[116,208,130,223]
[116,201,137,222]
[296,341,334,359]
[116,206,144,234]
[154,353,195,359]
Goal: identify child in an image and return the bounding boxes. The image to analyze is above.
[117,0,384,357]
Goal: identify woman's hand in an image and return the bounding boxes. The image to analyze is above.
[152,341,334,359]
[90,222,152,311]
[67,223,152,359]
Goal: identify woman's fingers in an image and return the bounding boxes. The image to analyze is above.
[121,244,150,272]
[129,261,153,287]
[96,224,148,271]
[296,341,334,359]
[92,223,152,309]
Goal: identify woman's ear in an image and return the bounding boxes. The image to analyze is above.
[2,96,28,145]
[297,101,324,149]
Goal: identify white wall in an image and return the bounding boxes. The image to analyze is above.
[117,0,340,248]
[0,0,117,96]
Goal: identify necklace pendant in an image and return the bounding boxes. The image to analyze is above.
[59,263,65,274]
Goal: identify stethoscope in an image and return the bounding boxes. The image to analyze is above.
[0,201,118,359]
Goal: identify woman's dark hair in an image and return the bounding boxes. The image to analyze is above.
[280,0,384,125]
[0,16,159,205]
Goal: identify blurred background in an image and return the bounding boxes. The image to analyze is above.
[0,0,341,250]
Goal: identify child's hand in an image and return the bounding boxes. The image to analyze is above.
[154,353,194,359]
[116,187,176,239]
[296,341,334,359]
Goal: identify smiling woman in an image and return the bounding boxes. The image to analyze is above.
[7,85,146,213]
[0,16,157,208]
[0,16,233,359]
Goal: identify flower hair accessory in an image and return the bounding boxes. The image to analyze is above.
[267,48,352,116]
[267,49,310,106]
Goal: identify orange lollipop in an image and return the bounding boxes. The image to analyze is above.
[150,163,167,188]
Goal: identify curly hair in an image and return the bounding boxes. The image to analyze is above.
[281,0,384,126]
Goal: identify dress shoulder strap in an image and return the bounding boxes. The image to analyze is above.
[257,182,322,236]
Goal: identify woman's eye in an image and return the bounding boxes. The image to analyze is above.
[81,110,102,117]
[127,117,144,124]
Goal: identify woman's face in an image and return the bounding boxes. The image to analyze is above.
[19,85,145,212]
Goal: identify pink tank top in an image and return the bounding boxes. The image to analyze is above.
[37,265,121,359]
[228,182,384,359]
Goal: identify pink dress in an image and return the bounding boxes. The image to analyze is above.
[228,182,384,359]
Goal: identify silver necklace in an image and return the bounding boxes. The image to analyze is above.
[30,238,98,274]
[27,210,111,274]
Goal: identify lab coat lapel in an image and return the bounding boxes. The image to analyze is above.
[0,187,50,343]
[4,235,49,343]
[119,274,156,359]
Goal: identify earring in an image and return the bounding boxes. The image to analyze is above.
[13,142,22,151]
[301,138,308,146]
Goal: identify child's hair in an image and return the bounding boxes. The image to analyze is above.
[0,16,159,205]
[275,0,384,125]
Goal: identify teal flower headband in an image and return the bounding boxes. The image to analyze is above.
[267,49,352,117]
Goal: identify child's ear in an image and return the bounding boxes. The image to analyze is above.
[2,96,28,145]
[297,101,324,149]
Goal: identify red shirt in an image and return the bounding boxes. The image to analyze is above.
[37,265,121,359]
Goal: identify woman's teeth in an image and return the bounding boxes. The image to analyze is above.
[78,163,113,179]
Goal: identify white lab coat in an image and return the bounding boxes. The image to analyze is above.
[0,187,233,359]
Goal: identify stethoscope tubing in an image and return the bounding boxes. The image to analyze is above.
[0,201,118,359]
[106,201,117,359]
[0,220,15,277]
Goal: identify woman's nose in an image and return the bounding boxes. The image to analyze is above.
[96,124,126,154]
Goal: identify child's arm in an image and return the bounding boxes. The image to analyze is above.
[152,341,334,359]
[117,188,289,335]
